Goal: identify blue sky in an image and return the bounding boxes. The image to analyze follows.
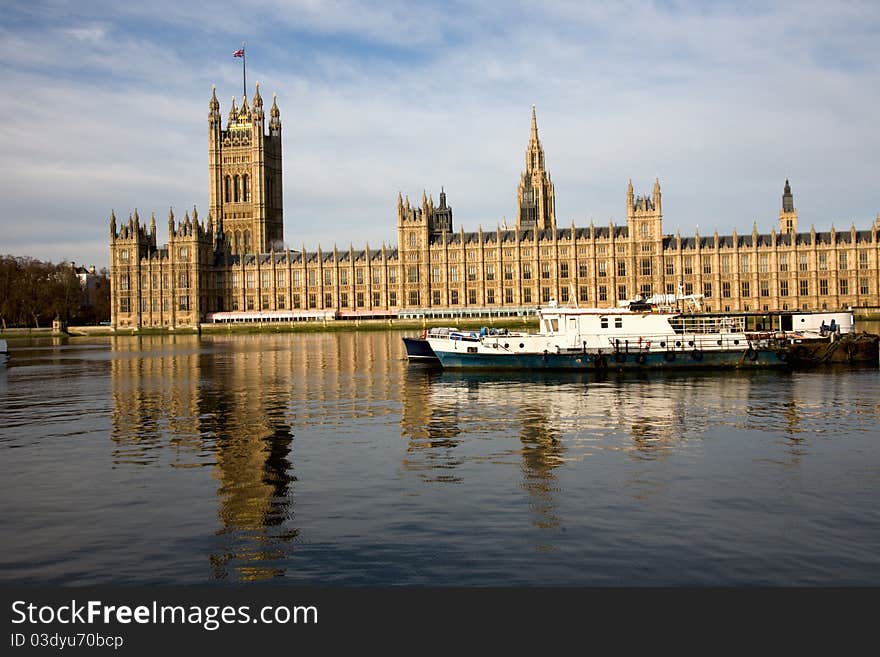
[1,0,878,269]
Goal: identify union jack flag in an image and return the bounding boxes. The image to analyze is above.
[233,48,245,57]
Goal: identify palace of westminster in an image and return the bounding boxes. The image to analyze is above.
[109,84,880,329]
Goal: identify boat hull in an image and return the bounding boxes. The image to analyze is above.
[434,347,790,370]
[402,337,439,361]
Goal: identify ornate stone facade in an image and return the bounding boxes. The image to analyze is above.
[109,91,880,329]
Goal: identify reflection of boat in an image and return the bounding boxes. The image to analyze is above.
[0,339,7,362]
[426,301,870,371]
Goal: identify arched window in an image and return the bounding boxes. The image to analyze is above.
[242,174,249,202]
[244,230,251,253]
[224,176,231,203]
[234,230,242,253]
[233,175,240,202]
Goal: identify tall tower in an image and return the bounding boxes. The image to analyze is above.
[779,179,797,233]
[516,106,556,231]
[208,83,283,254]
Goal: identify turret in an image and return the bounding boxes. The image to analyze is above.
[209,85,221,126]
[779,179,798,233]
[269,93,281,135]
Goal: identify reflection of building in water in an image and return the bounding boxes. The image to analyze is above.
[399,367,465,482]
[516,402,564,531]
[110,335,299,581]
[110,331,400,580]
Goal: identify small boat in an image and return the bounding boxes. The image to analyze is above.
[403,326,523,362]
[425,299,870,371]
[403,327,458,362]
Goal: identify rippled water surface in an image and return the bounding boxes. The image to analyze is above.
[1,330,879,585]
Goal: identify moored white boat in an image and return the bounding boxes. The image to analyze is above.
[425,300,856,371]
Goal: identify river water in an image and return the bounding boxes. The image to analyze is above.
[1,328,879,585]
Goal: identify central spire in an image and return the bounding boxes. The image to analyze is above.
[530,105,539,146]
[517,106,555,231]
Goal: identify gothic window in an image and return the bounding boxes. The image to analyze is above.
[579,286,588,302]
[243,231,251,253]
[234,175,240,202]
[819,279,828,295]
[246,272,255,288]
[486,264,495,281]
[276,271,285,287]
[839,252,848,270]
[356,268,364,285]
[560,263,569,279]
[859,252,869,270]
[780,281,789,297]
[522,264,531,280]
[389,291,398,306]
[468,289,477,305]
[540,287,550,303]
[224,176,231,203]
[487,289,495,304]
[325,293,333,308]
[640,258,652,276]
[409,232,417,248]
[799,280,809,296]
[340,269,349,285]
[617,261,626,277]
[242,175,249,203]
[839,279,848,295]
[262,271,271,288]
[372,269,381,285]
[308,270,317,286]
[432,290,441,306]
[324,270,333,286]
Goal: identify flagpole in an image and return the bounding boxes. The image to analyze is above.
[242,41,247,97]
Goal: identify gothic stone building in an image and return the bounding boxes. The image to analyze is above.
[109,90,880,329]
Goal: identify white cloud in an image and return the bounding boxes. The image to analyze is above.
[1,0,878,270]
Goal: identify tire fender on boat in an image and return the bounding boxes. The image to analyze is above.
[746,347,758,361]
[691,348,703,361]
[636,352,647,365]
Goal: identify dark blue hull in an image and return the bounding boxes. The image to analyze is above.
[403,337,439,361]
[435,348,790,370]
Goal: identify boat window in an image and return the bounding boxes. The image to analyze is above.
[614,317,623,328]
[600,317,608,329]
[550,318,559,332]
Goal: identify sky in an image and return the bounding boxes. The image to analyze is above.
[1,0,878,270]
